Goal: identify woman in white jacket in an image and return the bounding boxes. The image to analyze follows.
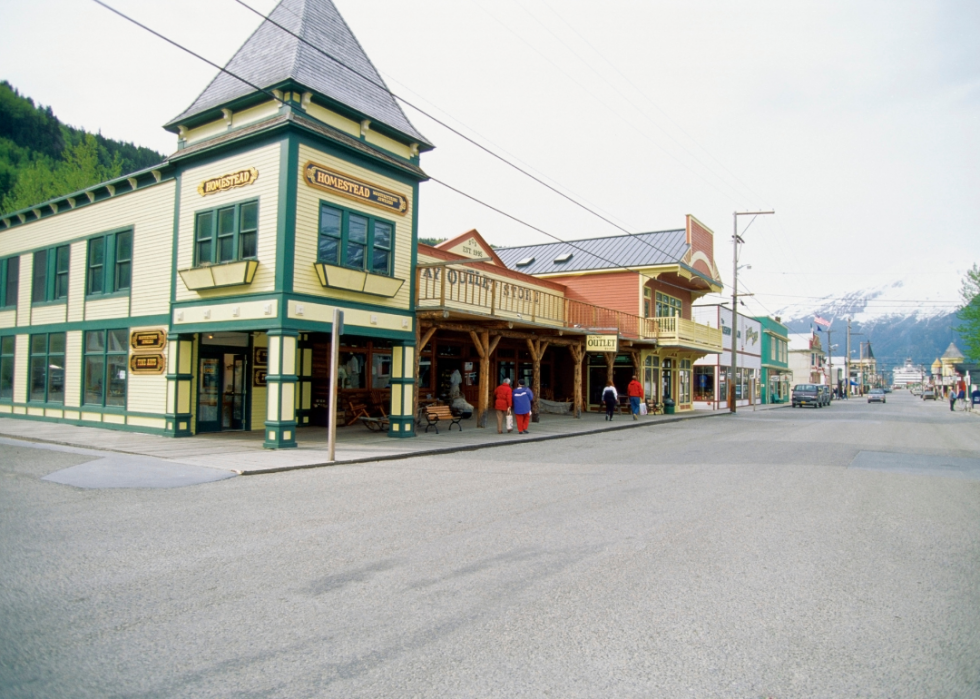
[602,380,619,421]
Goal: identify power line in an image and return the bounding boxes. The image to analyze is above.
[91,0,720,303]
[229,0,695,269]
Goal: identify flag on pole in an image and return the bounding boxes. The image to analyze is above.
[814,316,831,328]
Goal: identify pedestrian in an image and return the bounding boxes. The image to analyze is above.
[949,383,957,412]
[512,378,534,434]
[627,374,643,420]
[602,380,618,421]
[956,375,967,410]
[494,377,513,433]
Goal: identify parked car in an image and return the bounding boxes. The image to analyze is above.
[792,384,821,408]
[817,385,831,406]
[868,388,886,404]
[921,389,936,400]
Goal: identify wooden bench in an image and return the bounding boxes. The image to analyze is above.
[423,405,462,434]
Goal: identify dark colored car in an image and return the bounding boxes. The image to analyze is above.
[817,385,831,406]
[867,388,886,404]
[792,384,821,408]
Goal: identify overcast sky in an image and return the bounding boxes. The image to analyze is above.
[1,0,977,319]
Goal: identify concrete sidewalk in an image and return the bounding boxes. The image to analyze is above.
[0,403,787,474]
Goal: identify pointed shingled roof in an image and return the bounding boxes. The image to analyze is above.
[165,0,431,148]
[941,342,964,360]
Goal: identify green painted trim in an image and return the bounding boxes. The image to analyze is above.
[285,290,414,317]
[30,300,67,309]
[387,415,416,438]
[276,137,299,293]
[410,180,420,308]
[293,131,424,188]
[171,131,287,172]
[171,172,182,306]
[171,292,282,309]
[0,410,170,436]
[171,319,280,335]
[6,314,171,335]
[262,420,298,449]
[85,288,130,301]
[266,328,299,337]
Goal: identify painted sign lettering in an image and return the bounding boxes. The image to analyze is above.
[130,330,167,351]
[253,369,267,387]
[586,335,619,353]
[254,347,268,367]
[197,168,259,196]
[129,353,165,375]
[304,162,408,215]
[420,267,540,302]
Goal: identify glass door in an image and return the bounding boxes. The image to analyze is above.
[222,353,246,430]
[198,356,221,433]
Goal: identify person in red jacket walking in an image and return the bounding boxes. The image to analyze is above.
[627,374,644,420]
[494,377,513,433]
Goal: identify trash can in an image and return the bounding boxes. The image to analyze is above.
[663,398,675,415]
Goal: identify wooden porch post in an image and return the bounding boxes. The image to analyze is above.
[470,330,500,428]
[526,338,549,423]
[569,343,585,418]
[415,325,437,426]
[605,352,616,386]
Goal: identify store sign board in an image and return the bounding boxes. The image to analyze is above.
[131,330,167,351]
[304,162,408,215]
[253,369,268,387]
[254,347,268,367]
[130,354,165,375]
[586,335,619,353]
[198,168,258,196]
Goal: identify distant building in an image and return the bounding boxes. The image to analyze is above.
[757,316,790,404]
[891,358,925,387]
[691,305,761,409]
[788,331,824,386]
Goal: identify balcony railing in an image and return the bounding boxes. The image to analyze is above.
[415,266,723,353]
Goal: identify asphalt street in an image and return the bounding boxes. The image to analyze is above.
[1,391,978,698]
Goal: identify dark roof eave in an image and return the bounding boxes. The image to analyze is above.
[169,110,428,180]
[165,80,434,152]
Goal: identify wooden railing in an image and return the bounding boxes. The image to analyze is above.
[415,266,722,351]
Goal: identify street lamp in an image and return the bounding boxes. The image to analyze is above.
[731,210,774,413]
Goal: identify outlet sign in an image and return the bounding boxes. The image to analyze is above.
[586,335,619,353]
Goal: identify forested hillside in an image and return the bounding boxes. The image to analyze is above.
[0,81,166,214]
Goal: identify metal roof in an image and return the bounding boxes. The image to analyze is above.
[166,0,431,147]
[495,230,689,275]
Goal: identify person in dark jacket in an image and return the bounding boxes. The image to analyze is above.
[627,375,643,420]
[602,380,618,421]
[512,379,534,434]
[494,378,513,433]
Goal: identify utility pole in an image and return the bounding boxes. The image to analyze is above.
[846,318,851,399]
[825,327,833,396]
[731,210,774,413]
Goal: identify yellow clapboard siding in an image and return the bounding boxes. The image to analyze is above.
[126,324,169,414]
[65,330,82,407]
[13,334,27,402]
[67,240,86,322]
[85,296,129,321]
[176,144,280,303]
[293,144,413,311]
[30,304,66,326]
[16,253,31,326]
[251,331,267,430]
[0,184,176,322]
[0,309,15,328]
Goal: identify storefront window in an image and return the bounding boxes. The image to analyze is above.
[0,336,14,400]
[372,353,392,389]
[29,333,65,403]
[679,359,691,403]
[643,355,660,402]
[338,352,367,388]
[84,329,128,407]
[694,366,714,401]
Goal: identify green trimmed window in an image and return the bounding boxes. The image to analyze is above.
[0,256,19,309]
[32,246,70,304]
[29,332,65,403]
[655,291,682,318]
[194,200,258,266]
[87,230,133,296]
[0,336,14,400]
[84,329,128,407]
[317,203,393,276]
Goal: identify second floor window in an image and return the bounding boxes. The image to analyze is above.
[194,200,258,267]
[655,291,682,318]
[0,257,18,309]
[318,203,394,277]
[32,246,70,304]
[88,229,133,296]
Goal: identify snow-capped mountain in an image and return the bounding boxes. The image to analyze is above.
[775,265,966,372]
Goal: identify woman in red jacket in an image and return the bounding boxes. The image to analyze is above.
[494,378,513,433]
[627,375,644,420]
